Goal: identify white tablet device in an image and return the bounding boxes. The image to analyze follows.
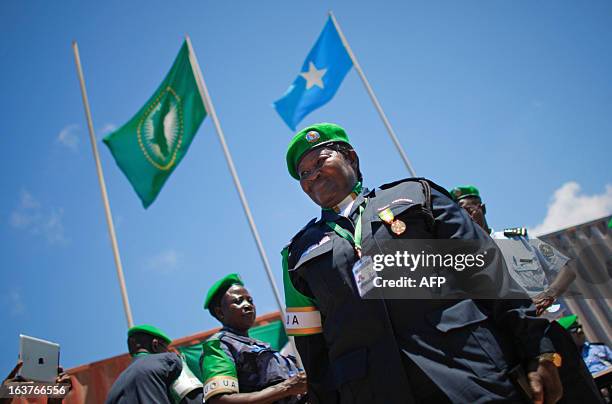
[19,334,60,383]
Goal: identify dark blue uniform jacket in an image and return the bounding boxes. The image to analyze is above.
[286,178,557,404]
[105,352,181,404]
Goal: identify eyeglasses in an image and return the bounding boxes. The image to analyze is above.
[298,150,338,181]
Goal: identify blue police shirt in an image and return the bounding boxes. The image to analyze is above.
[582,342,612,374]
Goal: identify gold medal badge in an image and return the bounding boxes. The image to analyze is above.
[378,208,407,236]
[390,219,406,235]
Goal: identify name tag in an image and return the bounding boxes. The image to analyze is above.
[352,256,376,298]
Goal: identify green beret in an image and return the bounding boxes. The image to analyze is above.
[204,273,244,310]
[556,314,578,330]
[128,324,172,344]
[286,123,351,180]
[449,185,481,201]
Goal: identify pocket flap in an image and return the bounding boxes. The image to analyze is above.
[330,347,368,387]
[426,300,487,332]
[372,201,421,221]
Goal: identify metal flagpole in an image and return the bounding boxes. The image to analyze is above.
[329,11,418,177]
[184,37,303,359]
[72,41,134,329]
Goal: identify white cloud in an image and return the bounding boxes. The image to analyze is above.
[9,189,68,245]
[530,182,612,236]
[8,290,25,316]
[146,249,183,274]
[57,124,80,151]
[99,123,117,135]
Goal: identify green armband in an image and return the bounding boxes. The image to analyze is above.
[282,247,322,336]
[201,338,239,401]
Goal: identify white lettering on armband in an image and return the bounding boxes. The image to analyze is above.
[203,376,239,401]
[285,307,322,336]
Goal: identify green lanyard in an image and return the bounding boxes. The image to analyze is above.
[326,202,366,258]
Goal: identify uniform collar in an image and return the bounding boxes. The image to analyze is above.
[334,193,357,217]
[131,351,150,360]
[321,185,367,222]
[222,326,250,338]
[221,326,270,348]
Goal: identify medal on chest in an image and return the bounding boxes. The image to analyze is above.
[378,208,406,236]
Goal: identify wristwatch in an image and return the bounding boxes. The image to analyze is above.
[538,352,562,368]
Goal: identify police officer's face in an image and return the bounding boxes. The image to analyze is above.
[218,285,256,332]
[458,197,486,229]
[298,146,358,208]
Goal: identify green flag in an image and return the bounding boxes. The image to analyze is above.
[103,41,206,208]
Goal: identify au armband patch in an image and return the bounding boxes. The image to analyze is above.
[170,356,202,402]
[203,376,239,400]
[285,307,322,336]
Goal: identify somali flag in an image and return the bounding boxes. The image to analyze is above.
[274,17,353,130]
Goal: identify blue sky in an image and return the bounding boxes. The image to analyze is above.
[1,1,611,371]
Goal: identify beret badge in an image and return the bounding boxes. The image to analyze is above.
[305,130,320,143]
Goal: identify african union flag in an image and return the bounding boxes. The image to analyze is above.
[103,41,206,208]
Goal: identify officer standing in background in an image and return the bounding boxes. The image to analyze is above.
[450,185,575,315]
[106,325,202,404]
[200,273,307,404]
[282,122,564,403]
[559,315,612,374]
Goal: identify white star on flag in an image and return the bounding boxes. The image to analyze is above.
[300,62,327,90]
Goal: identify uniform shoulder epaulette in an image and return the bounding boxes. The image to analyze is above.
[377,177,453,199]
[378,177,425,190]
[206,330,225,342]
[284,217,318,249]
[504,227,528,237]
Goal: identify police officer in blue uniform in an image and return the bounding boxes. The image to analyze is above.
[449,185,575,316]
[200,274,307,404]
[282,123,565,403]
[106,325,203,404]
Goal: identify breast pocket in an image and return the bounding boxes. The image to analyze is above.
[370,202,434,240]
[510,254,547,292]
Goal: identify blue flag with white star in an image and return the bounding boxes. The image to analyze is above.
[274,17,353,130]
